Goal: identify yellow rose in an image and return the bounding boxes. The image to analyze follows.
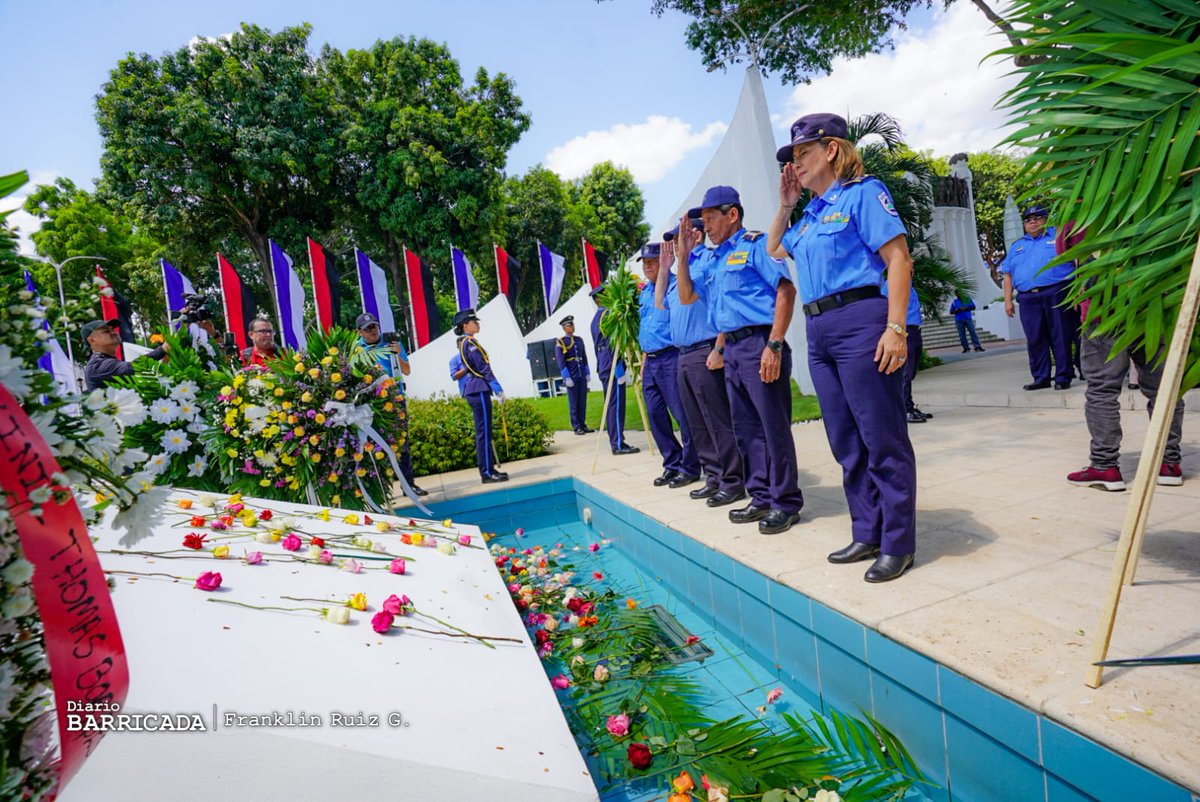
[301,391,313,403]
[213,544,230,559]
[320,356,333,366]
[292,352,302,361]
[259,478,271,487]
[312,453,321,463]
[273,387,284,397]
[318,509,331,521]
[220,385,233,396]
[315,413,326,424]
[353,452,363,462]
[355,468,367,478]
[328,472,338,482]
[411,533,424,545]
[344,514,360,525]
[334,447,345,458]
[295,362,305,372]
[309,435,319,446]
[308,368,320,379]
[328,347,339,355]
[362,374,373,383]
[331,372,342,383]
[383,402,394,412]
[226,448,238,458]
[281,401,292,410]
[348,592,368,611]
[373,451,384,460]
[334,389,346,400]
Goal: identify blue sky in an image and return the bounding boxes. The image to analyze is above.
[1,0,1014,252]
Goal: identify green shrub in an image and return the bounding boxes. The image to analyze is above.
[407,395,553,476]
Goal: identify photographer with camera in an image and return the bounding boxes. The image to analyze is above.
[241,317,278,367]
[82,319,167,391]
[355,312,427,497]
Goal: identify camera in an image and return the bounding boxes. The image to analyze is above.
[171,293,214,325]
[380,331,404,344]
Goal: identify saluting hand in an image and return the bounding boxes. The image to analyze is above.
[874,328,908,375]
[779,164,804,208]
[759,347,781,383]
[677,215,701,256]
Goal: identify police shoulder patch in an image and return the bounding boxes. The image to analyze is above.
[726,250,749,266]
[877,191,898,217]
[743,230,764,241]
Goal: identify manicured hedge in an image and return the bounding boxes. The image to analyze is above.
[407,395,553,476]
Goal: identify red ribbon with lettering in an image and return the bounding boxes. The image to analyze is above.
[0,384,130,795]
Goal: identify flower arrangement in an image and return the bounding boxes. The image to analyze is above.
[491,540,926,802]
[205,327,407,511]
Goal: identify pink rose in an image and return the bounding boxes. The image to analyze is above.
[318,550,334,565]
[457,534,471,546]
[194,571,222,591]
[389,558,406,575]
[766,687,783,704]
[606,714,630,738]
[281,533,302,551]
[371,611,394,634]
[593,571,604,580]
[382,594,402,615]
[227,503,245,514]
[245,551,263,565]
[588,543,600,552]
[550,674,571,690]
[515,527,525,537]
[341,558,363,573]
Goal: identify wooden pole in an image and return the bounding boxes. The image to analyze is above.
[591,364,618,474]
[1086,230,1200,688]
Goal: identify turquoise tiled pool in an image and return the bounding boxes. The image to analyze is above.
[424,479,1195,802]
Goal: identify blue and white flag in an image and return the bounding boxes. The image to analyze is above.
[355,249,396,333]
[160,259,195,324]
[270,240,308,351]
[450,246,479,312]
[538,241,566,316]
[23,270,77,396]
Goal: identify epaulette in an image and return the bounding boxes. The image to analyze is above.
[743,231,764,241]
[843,174,871,186]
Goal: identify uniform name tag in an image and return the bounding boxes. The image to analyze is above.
[726,251,749,266]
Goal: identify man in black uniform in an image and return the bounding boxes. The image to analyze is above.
[556,315,593,435]
[82,318,166,391]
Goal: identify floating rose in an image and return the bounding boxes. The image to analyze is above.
[593,571,604,580]
[550,674,571,690]
[766,687,783,705]
[194,571,222,591]
[626,598,638,610]
[627,742,652,770]
[606,714,630,738]
[593,663,610,682]
[588,543,600,553]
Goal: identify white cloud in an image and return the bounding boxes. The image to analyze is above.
[545,116,727,183]
[780,2,1020,156]
[187,32,235,52]
[2,169,62,257]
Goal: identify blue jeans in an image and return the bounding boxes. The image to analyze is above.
[955,319,982,350]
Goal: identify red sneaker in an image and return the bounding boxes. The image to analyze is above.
[1067,465,1126,491]
[1157,462,1184,487]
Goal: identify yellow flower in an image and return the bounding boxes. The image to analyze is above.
[292,352,302,361]
[301,391,313,403]
[331,372,342,383]
[273,387,284,397]
[334,389,346,400]
[295,362,305,372]
[328,472,338,482]
[442,518,453,527]
[328,346,339,355]
[288,479,300,491]
[348,592,368,611]
[281,401,292,410]
[226,448,238,458]
[315,413,326,425]
[320,356,333,366]
[364,442,374,452]
[259,478,271,486]
[232,374,245,388]
[229,493,242,503]
[383,402,394,412]
[334,447,345,458]
[353,452,363,462]
[312,454,321,463]
[331,494,341,506]
[220,385,233,396]
[318,509,331,521]
[411,533,424,545]
[373,450,384,460]
[308,368,320,379]
[362,374,373,383]
[355,468,367,478]
[308,435,319,446]
[376,521,390,532]
[294,427,305,437]
[212,545,230,559]
[344,514,360,525]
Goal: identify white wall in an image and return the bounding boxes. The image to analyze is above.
[523,284,602,392]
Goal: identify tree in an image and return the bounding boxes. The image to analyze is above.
[614,0,1042,82]
[321,36,530,315]
[570,162,651,265]
[499,166,577,330]
[95,23,339,315]
[21,178,167,327]
[955,151,1027,270]
[0,171,38,309]
[997,0,1200,389]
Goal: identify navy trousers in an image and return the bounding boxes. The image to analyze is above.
[807,297,916,556]
[903,326,923,414]
[398,396,416,484]
[565,377,588,430]
[1018,284,1073,384]
[465,391,495,478]
[677,346,744,493]
[724,332,803,514]
[643,349,700,476]
[598,371,628,450]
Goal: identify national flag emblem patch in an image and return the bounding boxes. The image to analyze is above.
[726,251,749,266]
[878,191,898,216]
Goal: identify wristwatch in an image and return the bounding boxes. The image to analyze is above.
[886,322,905,336]
[767,339,784,352]
[715,346,725,355]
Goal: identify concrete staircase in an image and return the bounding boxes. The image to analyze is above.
[920,318,1006,350]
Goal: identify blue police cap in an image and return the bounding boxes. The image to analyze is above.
[452,308,479,327]
[636,242,661,261]
[776,113,849,163]
[1022,205,1050,220]
[687,186,741,219]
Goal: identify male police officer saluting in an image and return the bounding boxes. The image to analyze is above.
[455,309,509,484]
[556,315,593,435]
[675,186,804,535]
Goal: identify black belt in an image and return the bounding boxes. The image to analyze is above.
[802,285,881,317]
[679,338,716,354]
[645,346,676,358]
[1019,281,1068,296]
[723,325,770,344]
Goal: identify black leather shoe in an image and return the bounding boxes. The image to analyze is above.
[1054,381,1071,390]
[961,347,969,353]
[906,411,927,424]
[668,473,699,489]
[1023,380,1051,391]
[580,426,596,433]
[481,473,509,484]
[827,542,880,564]
[707,489,747,507]
[411,484,430,497]
[864,553,914,583]
[654,469,679,487]
[573,428,587,435]
[758,509,801,535]
[690,485,719,500]
[612,445,640,455]
[728,502,770,524]
[974,347,985,352]
[492,470,509,479]
[913,407,933,419]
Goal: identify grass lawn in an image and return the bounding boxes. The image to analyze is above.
[525,380,821,432]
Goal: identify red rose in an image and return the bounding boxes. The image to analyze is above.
[535,629,550,645]
[514,598,528,611]
[579,601,595,615]
[183,533,207,550]
[258,509,273,521]
[311,536,326,548]
[363,515,373,525]
[566,597,583,613]
[627,742,652,770]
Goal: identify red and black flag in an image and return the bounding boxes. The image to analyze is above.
[307,237,341,334]
[218,253,259,354]
[582,238,607,290]
[403,247,441,350]
[95,265,132,359]
[494,244,522,308]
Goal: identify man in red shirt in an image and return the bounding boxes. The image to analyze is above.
[241,317,277,366]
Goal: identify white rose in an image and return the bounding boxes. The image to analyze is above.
[325,607,351,625]
[2,558,34,585]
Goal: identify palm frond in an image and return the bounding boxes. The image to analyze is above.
[849,112,905,151]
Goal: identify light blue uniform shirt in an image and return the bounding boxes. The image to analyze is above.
[668,247,719,347]
[782,176,908,304]
[880,280,922,326]
[694,228,790,332]
[999,228,1072,291]
[448,352,467,397]
[638,280,674,353]
[357,336,408,391]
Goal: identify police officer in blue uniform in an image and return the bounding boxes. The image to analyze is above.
[879,284,931,424]
[1000,206,1075,390]
[556,315,593,435]
[770,112,916,582]
[454,309,509,484]
[355,312,427,496]
[660,221,746,506]
[675,186,804,535]
[638,242,700,488]
[591,285,639,455]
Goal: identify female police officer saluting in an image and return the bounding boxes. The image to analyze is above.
[767,113,917,583]
[455,309,509,484]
